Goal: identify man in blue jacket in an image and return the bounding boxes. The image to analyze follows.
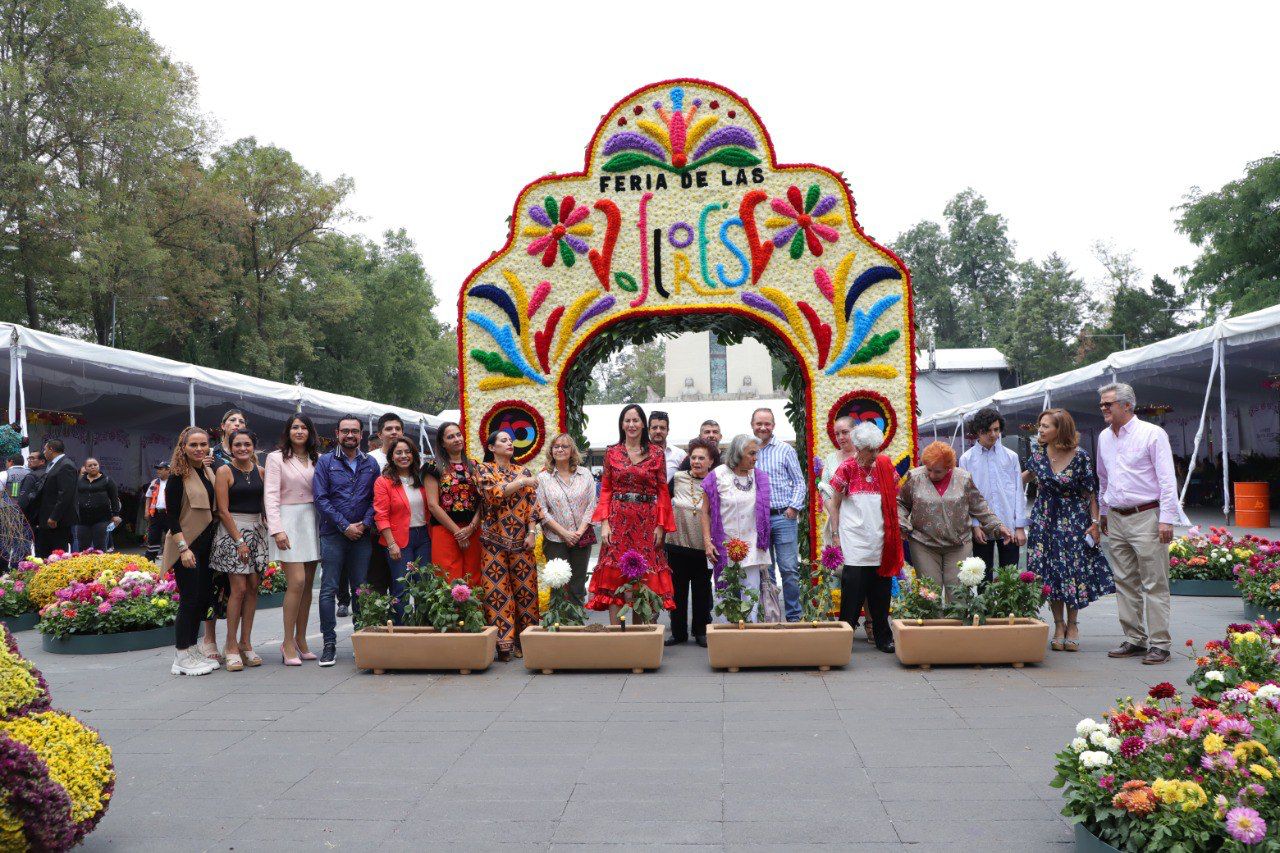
[312,415,380,667]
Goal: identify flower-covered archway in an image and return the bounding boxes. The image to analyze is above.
[458,79,917,554]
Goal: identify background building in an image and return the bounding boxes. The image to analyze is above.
[663,332,774,400]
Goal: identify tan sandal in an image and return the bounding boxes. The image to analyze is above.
[241,646,262,667]
[1051,623,1065,652]
[1064,623,1080,652]
[224,652,244,672]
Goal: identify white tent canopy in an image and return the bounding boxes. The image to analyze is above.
[915,347,1008,418]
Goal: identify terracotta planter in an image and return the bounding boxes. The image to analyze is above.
[1168,579,1238,597]
[890,618,1050,669]
[1073,822,1121,852]
[351,625,497,674]
[705,622,854,672]
[1243,601,1280,623]
[519,624,664,673]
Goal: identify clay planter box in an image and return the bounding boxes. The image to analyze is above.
[0,612,39,633]
[1073,823,1120,852]
[519,624,664,673]
[890,618,1050,669]
[705,622,854,672]
[41,624,173,655]
[351,625,497,674]
[1243,601,1280,623]
[1169,579,1238,597]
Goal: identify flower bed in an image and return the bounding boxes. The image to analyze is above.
[1235,537,1280,622]
[1051,678,1279,850]
[26,551,163,607]
[0,566,38,631]
[1185,619,1280,701]
[1169,526,1256,584]
[37,560,177,648]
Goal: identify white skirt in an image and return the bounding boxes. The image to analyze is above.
[269,502,321,563]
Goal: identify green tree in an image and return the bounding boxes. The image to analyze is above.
[1081,274,1191,362]
[1177,154,1280,314]
[891,220,958,347]
[1003,253,1087,382]
[584,340,665,405]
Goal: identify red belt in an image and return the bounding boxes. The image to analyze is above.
[1112,501,1159,516]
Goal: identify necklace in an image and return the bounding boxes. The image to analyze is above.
[857,460,875,484]
[732,470,753,491]
[233,462,254,484]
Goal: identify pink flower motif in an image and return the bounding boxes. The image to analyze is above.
[450,584,472,604]
[12,581,23,593]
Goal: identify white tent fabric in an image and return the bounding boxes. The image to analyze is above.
[915,347,1008,418]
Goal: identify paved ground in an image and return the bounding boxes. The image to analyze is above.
[12,590,1246,852]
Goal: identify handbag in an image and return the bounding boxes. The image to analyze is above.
[555,472,596,548]
[759,569,784,623]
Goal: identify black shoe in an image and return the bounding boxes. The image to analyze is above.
[694,636,707,648]
[318,642,337,667]
[664,636,687,646]
[336,604,350,618]
[876,641,895,654]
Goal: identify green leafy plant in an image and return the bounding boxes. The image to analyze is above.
[0,568,36,618]
[713,539,759,624]
[985,565,1050,619]
[423,578,486,633]
[893,569,944,620]
[352,585,393,630]
[1184,620,1280,700]
[613,549,664,626]
[539,558,587,630]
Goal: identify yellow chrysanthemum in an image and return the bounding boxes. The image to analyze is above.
[0,711,114,825]
[27,553,161,605]
[1232,740,1269,762]
[533,534,545,567]
[1250,763,1273,780]
[1203,733,1226,755]
[0,634,46,717]
[537,587,551,613]
[0,803,24,850]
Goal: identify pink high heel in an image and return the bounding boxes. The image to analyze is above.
[299,651,317,661]
[281,652,302,667]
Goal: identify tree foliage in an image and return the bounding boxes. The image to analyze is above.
[584,340,665,406]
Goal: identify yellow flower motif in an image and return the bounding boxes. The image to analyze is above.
[1203,733,1226,755]
[1250,763,1273,780]
[0,802,25,850]
[0,711,115,825]
[533,533,545,568]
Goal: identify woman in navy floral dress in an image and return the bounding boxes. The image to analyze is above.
[1025,409,1114,652]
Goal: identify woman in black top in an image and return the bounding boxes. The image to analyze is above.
[165,427,220,675]
[211,429,267,671]
[74,458,121,551]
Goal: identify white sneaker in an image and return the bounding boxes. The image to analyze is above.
[193,649,221,670]
[171,650,216,676]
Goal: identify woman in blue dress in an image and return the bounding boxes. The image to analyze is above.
[1023,409,1114,652]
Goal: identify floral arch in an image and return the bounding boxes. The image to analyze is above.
[458,79,917,554]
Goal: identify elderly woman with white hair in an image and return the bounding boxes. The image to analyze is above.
[699,433,776,622]
[829,422,905,653]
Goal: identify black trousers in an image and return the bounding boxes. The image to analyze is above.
[74,520,111,552]
[972,539,1021,584]
[543,539,591,604]
[840,564,891,646]
[146,510,168,558]
[35,525,71,558]
[667,544,712,641]
[365,541,390,594]
[173,524,216,650]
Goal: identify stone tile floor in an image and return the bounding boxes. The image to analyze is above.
[11,592,1246,851]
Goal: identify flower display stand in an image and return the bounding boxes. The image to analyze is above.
[1168,579,1239,597]
[705,622,854,672]
[351,625,497,675]
[1243,601,1280,623]
[1073,823,1121,852]
[520,624,664,673]
[890,618,1050,669]
[0,612,39,633]
[41,624,173,655]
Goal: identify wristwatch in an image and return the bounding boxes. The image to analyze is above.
[234,537,246,547]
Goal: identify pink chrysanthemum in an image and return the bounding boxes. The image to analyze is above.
[450,584,472,603]
[821,546,844,571]
[619,549,649,581]
[1225,807,1266,845]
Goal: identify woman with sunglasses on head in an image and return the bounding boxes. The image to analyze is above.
[210,428,267,671]
[535,433,597,605]
[199,408,248,662]
[265,414,321,665]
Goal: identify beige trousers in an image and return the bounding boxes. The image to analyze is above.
[911,541,972,593]
[1103,508,1171,651]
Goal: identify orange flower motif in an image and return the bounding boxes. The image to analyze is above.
[725,538,750,564]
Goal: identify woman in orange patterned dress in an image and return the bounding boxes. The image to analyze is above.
[587,404,676,623]
[475,430,540,661]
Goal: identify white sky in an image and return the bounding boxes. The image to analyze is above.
[128,1,1279,324]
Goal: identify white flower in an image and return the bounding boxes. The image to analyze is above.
[1089,729,1110,747]
[1076,718,1102,736]
[1256,684,1280,700]
[1102,736,1122,753]
[1080,750,1112,769]
[956,556,985,588]
[1071,737,1088,752]
[1204,670,1225,683]
[120,570,154,586]
[542,558,572,590]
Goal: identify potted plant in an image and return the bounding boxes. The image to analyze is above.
[0,563,39,632]
[705,540,853,672]
[1051,679,1279,851]
[38,565,179,654]
[890,559,1051,669]
[521,555,665,674]
[1184,619,1280,701]
[1234,537,1280,622]
[350,562,497,675]
[1168,526,1253,597]
[255,561,287,609]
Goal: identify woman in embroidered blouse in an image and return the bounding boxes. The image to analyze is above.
[536,433,597,604]
[667,437,719,646]
[588,404,676,622]
[264,415,321,666]
[1022,409,1113,652]
[700,434,772,622]
[829,422,904,653]
[425,422,481,587]
[476,430,540,661]
[899,441,1011,593]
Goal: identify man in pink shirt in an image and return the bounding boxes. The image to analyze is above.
[1096,382,1181,665]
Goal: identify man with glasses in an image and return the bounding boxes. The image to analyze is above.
[648,411,685,483]
[1096,382,1179,666]
[312,415,380,666]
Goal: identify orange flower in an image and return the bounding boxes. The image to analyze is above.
[725,539,750,564]
[1112,780,1157,816]
[1239,681,1260,693]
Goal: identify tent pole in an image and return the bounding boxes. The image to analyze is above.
[1178,340,1220,508]
[7,329,16,425]
[1042,391,1051,411]
[1218,340,1229,522]
[187,380,196,427]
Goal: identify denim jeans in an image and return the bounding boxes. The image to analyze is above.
[769,513,801,621]
[388,526,430,623]
[319,532,373,644]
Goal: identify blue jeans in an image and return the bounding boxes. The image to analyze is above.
[388,526,430,623]
[319,532,373,644]
[769,513,801,621]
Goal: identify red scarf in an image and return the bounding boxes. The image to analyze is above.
[873,454,905,577]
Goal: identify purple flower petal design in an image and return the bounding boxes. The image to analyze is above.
[573,294,616,332]
[741,292,787,322]
[602,131,667,161]
[771,224,798,249]
[812,195,839,217]
[692,126,758,160]
[528,205,553,228]
[563,235,589,254]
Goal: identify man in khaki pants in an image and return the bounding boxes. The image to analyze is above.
[1096,382,1180,665]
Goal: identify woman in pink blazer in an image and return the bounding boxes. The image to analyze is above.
[264,415,321,665]
[374,437,431,623]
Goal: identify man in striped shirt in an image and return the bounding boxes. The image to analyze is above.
[751,408,807,621]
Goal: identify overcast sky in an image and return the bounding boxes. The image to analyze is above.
[129,1,1279,324]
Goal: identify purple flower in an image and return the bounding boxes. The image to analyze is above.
[1220,689,1255,706]
[1215,716,1254,736]
[1119,736,1146,758]
[821,546,844,572]
[1225,806,1266,844]
[619,550,649,581]
[1142,721,1171,744]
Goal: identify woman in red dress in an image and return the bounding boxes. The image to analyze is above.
[588,404,676,622]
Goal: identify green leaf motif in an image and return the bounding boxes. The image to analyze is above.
[851,329,901,364]
[558,240,575,268]
[602,152,669,173]
[613,271,639,292]
[804,184,820,214]
[544,196,559,224]
[788,229,805,260]
[469,348,523,378]
[688,146,762,171]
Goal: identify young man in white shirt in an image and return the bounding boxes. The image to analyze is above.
[958,408,1027,582]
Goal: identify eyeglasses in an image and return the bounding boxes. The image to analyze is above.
[337,428,361,435]
[1098,402,1115,410]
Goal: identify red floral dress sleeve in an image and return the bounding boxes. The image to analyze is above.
[591,448,614,523]
[654,451,675,532]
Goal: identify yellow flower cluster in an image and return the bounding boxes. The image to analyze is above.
[537,587,551,613]
[533,533,545,568]
[829,588,842,616]
[0,634,45,716]
[0,803,24,850]
[1202,733,1226,754]
[1152,778,1207,812]
[1230,631,1262,645]
[0,711,114,824]
[1232,739,1270,763]
[27,553,161,606]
